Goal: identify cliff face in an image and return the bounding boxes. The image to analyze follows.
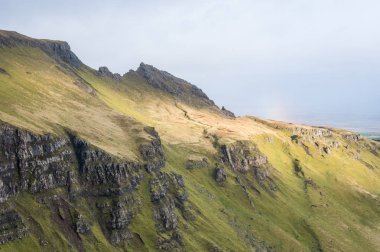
[0,30,82,67]
[0,122,178,249]
[136,63,213,106]
[0,30,380,252]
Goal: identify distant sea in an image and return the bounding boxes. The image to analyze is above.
[283,114,380,140]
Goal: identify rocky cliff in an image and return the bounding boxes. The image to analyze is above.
[0,30,82,67]
[135,63,235,118]
[0,121,178,249]
[1,30,380,252]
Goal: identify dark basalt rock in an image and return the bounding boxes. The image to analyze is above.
[0,67,9,76]
[144,126,160,139]
[220,142,267,173]
[74,215,91,234]
[323,146,332,155]
[68,134,147,244]
[220,141,276,191]
[0,122,77,200]
[214,165,227,184]
[0,30,81,67]
[98,195,141,245]
[135,63,236,119]
[140,127,165,173]
[96,66,122,81]
[136,63,214,107]
[70,135,143,187]
[150,172,193,232]
[185,158,208,170]
[150,172,177,231]
[0,121,194,246]
[221,106,236,118]
[0,121,166,245]
[0,209,28,244]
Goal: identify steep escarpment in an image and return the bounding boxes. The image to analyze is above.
[1,30,380,251]
[0,122,76,201]
[0,121,178,250]
[133,63,235,118]
[220,141,277,193]
[136,63,212,106]
[0,30,81,67]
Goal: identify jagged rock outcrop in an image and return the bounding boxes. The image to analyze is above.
[220,142,267,172]
[291,127,333,139]
[214,165,227,184]
[140,127,166,173]
[220,141,276,191]
[135,63,236,119]
[70,135,143,188]
[0,122,77,202]
[67,134,144,245]
[150,171,193,234]
[0,121,169,246]
[343,133,362,142]
[323,146,332,155]
[0,209,28,244]
[74,214,91,234]
[186,158,209,170]
[136,63,214,107]
[96,66,122,81]
[150,172,177,231]
[0,30,82,67]
[221,106,236,118]
[96,194,141,245]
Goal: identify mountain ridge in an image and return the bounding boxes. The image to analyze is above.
[0,30,379,252]
[0,29,235,118]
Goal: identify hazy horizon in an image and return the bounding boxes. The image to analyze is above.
[1,0,379,129]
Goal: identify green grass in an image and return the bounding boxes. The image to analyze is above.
[0,43,380,251]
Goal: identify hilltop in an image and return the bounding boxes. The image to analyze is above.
[0,30,379,252]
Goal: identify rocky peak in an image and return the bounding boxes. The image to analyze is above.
[135,63,235,118]
[136,62,215,107]
[221,106,235,118]
[0,30,82,68]
[96,66,122,81]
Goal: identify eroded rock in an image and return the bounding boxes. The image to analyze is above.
[186,158,209,170]
[140,127,165,173]
[220,141,276,192]
[150,172,193,232]
[214,166,227,184]
[96,66,122,81]
[0,31,81,67]
[0,209,28,244]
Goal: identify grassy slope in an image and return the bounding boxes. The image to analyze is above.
[0,44,379,251]
[78,67,380,251]
[0,46,147,160]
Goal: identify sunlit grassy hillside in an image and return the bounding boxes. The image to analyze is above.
[78,65,380,251]
[0,30,379,252]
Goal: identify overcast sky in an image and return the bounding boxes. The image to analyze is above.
[1,0,379,125]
